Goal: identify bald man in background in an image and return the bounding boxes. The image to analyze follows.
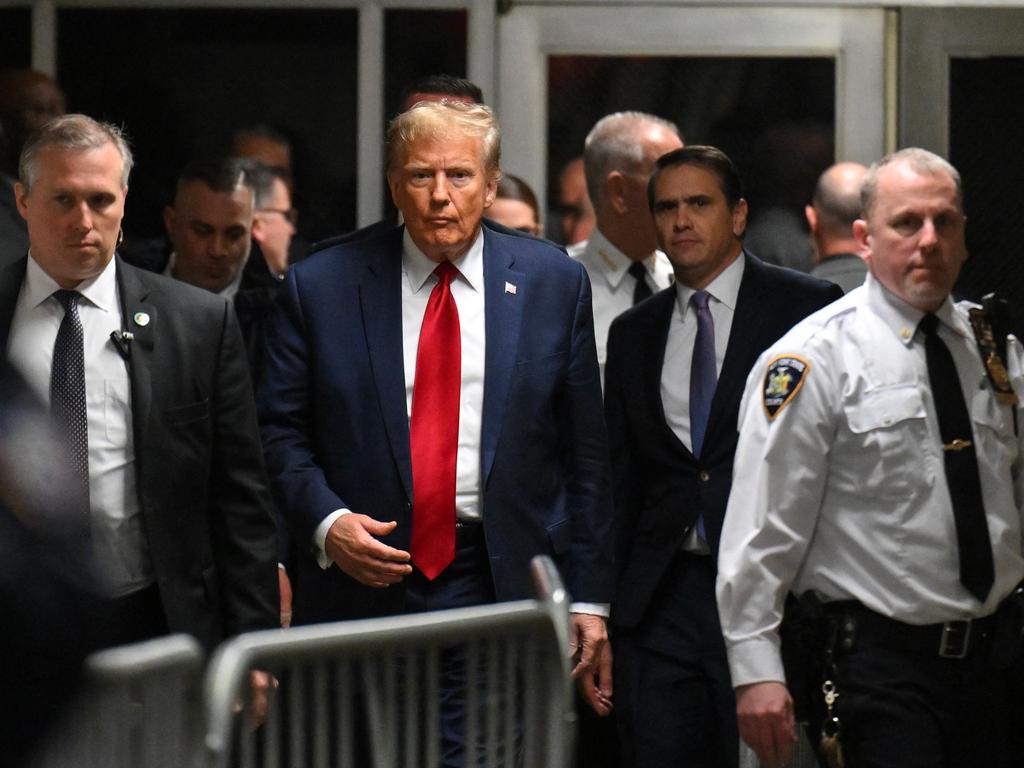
[806,161,869,293]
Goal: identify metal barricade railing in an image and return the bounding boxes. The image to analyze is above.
[203,555,574,768]
[29,633,204,768]
[739,730,821,768]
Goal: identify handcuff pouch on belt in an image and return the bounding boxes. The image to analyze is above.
[780,591,845,768]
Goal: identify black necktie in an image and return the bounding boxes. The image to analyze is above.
[51,289,90,519]
[629,261,653,305]
[919,313,994,602]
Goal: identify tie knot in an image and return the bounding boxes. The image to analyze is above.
[918,313,940,337]
[53,289,81,314]
[434,261,459,285]
[628,261,647,281]
[690,290,711,311]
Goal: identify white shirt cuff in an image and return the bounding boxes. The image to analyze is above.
[313,509,350,569]
[569,602,610,618]
[725,636,787,688]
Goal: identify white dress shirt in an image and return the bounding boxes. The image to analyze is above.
[312,230,607,616]
[661,254,744,452]
[661,255,744,553]
[7,255,151,597]
[314,230,487,560]
[569,228,674,380]
[717,273,1024,688]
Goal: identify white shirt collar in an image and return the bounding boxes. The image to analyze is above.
[864,271,964,347]
[402,227,485,295]
[673,251,745,318]
[587,227,660,290]
[25,252,118,313]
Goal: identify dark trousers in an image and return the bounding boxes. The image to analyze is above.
[614,552,738,768]
[405,524,500,768]
[833,643,1015,768]
[92,583,168,649]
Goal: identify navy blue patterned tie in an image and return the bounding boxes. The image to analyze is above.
[690,290,716,541]
[919,313,993,602]
[51,289,90,518]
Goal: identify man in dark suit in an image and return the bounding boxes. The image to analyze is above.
[259,100,613,761]
[0,114,278,655]
[604,146,842,767]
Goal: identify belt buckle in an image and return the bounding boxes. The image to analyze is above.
[938,620,971,659]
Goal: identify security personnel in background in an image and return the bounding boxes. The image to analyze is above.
[716,148,1024,768]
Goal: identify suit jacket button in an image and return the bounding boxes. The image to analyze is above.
[699,471,710,482]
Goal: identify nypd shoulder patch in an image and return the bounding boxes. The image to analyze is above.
[762,355,810,420]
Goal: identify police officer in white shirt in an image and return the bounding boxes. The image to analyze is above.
[569,112,682,381]
[716,148,1024,768]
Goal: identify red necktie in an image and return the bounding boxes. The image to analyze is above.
[410,261,461,580]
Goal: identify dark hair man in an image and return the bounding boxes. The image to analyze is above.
[246,160,296,278]
[398,73,483,113]
[162,157,255,296]
[605,145,841,766]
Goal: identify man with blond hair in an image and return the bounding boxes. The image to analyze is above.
[259,100,613,762]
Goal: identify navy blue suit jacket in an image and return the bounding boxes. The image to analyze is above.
[259,224,614,622]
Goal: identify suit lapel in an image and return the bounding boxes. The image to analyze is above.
[0,258,27,353]
[116,257,158,455]
[481,228,525,485]
[359,234,413,500]
[705,252,765,449]
[640,288,686,451]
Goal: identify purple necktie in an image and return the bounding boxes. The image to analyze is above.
[690,290,716,541]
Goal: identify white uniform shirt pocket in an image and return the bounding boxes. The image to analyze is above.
[841,384,931,500]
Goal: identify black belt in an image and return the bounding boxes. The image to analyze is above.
[455,519,484,547]
[826,601,996,660]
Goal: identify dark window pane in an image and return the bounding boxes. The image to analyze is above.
[57,8,358,242]
[382,10,467,216]
[384,10,468,118]
[0,8,32,69]
[950,57,1024,333]
[547,56,834,270]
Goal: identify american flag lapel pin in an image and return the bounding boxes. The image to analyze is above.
[505,282,517,295]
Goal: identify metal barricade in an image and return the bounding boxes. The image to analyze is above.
[739,731,821,768]
[203,555,574,768]
[29,633,204,768]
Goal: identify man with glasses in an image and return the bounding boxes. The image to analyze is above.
[247,160,296,279]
